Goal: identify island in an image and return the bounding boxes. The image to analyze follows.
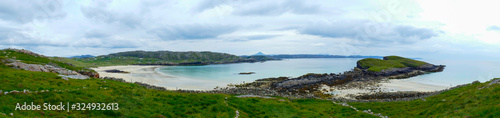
[238,72,256,75]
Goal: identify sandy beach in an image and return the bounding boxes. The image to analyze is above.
[329,78,451,98]
[92,65,222,90]
[93,65,452,97]
[379,79,450,92]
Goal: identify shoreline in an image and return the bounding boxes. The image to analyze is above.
[92,65,224,90]
[328,79,451,98]
[92,65,451,98]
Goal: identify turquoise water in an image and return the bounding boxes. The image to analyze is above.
[157,58,500,88]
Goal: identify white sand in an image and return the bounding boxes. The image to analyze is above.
[92,65,221,90]
[326,78,451,98]
[379,79,450,92]
[93,65,452,96]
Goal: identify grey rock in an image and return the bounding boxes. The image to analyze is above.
[6,61,87,78]
[489,79,500,85]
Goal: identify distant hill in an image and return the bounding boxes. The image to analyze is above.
[69,55,95,59]
[253,52,265,55]
[242,54,383,59]
[240,55,281,61]
[72,50,277,67]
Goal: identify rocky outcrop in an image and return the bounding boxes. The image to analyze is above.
[5,60,91,79]
[239,72,255,75]
[134,82,167,91]
[7,61,81,75]
[362,64,445,78]
[236,59,446,97]
[100,77,127,83]
[78,70,100,78]
[8,48,47,58]
[490,79,500,85]
[104,69,129,73]
[417,64,445,72]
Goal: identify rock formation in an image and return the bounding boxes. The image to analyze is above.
[8,48,47,58]
[6,61,81,75]
[4,59,97,79]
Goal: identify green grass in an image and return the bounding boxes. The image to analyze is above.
[0,49,94,72]
[228,98,375,118]
[0,64,371,117]
[349,78,500,117]
[357,56,429,72]
[51,57,98,68]
[1,50,498,117]
[4,60,496,117]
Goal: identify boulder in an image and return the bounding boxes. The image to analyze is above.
[78,70,100,78]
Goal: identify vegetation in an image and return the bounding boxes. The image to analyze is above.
[65,50,272,67]
[1,49,498,117]
[240,55,279,61]
[0,49,94,72]
[357,56,429,72]
[0,63,370,117]
[228,98,374,117]
[349,78,500,117]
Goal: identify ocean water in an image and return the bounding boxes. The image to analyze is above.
[157,58,500,89]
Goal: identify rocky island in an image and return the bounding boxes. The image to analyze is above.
[228,56,446,99]
[239,72,256,75]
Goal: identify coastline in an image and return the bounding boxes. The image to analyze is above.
[92,65,166,84]
[93,65,451,98]
[92,65,222,90]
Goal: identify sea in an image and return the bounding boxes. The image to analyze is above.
[156,58,500,89]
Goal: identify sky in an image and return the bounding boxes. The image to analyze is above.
[0,0,499,60]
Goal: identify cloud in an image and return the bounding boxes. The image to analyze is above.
[0,1,66,23]
[234,0,320,16]
[246,34,281,40]
[192,0,232,13]
[84,30,111,39]
[80,0,143,28]
[150,24,238,40]
[71,38,142,49]
[299,20,440,44]
[0,26,68,47]
[487,25,500,31]
[194,0,321,16]
[225,34,281,42]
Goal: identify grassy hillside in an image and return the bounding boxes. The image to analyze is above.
[68,50,266,67]
[1,50,498,117]
[1,61,497,117]
[349,78,499,117]
[357,56,429,72]
[0,49,94,72]
[0,63,372,117]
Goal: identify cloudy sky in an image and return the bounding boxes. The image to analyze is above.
[0,0,499,59]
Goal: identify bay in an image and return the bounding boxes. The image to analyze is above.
[157,58,500,89]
